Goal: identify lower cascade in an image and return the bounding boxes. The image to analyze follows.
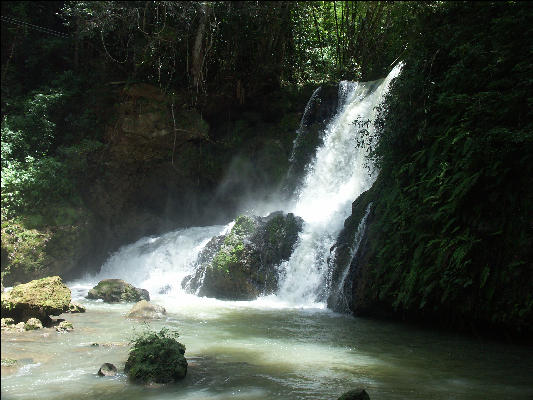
[75,64,403,310]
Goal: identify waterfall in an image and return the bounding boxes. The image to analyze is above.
[276,64,402,305]
[74,225,228,299]
[75,64,402,308]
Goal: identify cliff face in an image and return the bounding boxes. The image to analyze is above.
[1,83,309,285]
[78,83,212,272]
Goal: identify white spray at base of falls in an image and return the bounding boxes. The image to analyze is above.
[70,225,228,301]
[276,64,402,305]
[71,64,402,310]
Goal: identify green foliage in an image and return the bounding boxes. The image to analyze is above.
[1,88,67,164]
[366,2,533,332]
[125,327,187,384]
[1,71,104,218]
[1,156,74,216]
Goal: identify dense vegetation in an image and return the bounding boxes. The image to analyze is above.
[352,1,532,337]
[1,1,531,338]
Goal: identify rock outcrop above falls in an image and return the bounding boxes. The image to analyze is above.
[183,212,303,300]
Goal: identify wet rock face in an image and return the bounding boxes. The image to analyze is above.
[0,276,71,322]
[87,279,149,303]
[183,212,303,300]
[327,188,375,313]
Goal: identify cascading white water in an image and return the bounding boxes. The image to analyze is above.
[70,224,228,301]
[276,64,403,305]
[73,64,402,309]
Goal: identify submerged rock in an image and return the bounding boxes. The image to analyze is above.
[56,321,73,333]
[68,302,86,313]
[338,389,370,400]
[126,300,166,319]
[183,212,303,300]
[97,363,118,377]
[24,318,43,331]
[87,279,149,303]
[0,276,71,323]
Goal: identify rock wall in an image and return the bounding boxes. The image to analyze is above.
[1,82,312,285]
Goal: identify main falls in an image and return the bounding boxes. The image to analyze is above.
[73,64,403,309]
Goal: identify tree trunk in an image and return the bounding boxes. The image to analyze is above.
[191,2,208,91]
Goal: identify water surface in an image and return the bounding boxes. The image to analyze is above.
[2,294,533,400]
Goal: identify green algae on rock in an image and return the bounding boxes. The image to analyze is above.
[0,276,71,322]
[87,279,149,303]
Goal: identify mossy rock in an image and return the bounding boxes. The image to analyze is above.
[24,318,43,330]
[0,276,71,322]
[56,320,73,332]
[183,212,303,300]
[68,302,86,313]
[125,328,187,384]
[87,279,149,303]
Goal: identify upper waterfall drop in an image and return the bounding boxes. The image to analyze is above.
[275,64,403,306]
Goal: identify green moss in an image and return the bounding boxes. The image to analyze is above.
[232,216,256,237]
[1,205,92,285]
[1,217,50,283]
[1,276,71,321]
[210,216,256,274]
[1,358,17,367]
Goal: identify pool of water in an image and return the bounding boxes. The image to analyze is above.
[2,291,533,400]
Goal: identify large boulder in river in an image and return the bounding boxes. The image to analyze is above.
[182,212,303,300]
[0,276,71,322]
[87,279,149,303]
[126,300,166,319]
[125,328,187,383]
